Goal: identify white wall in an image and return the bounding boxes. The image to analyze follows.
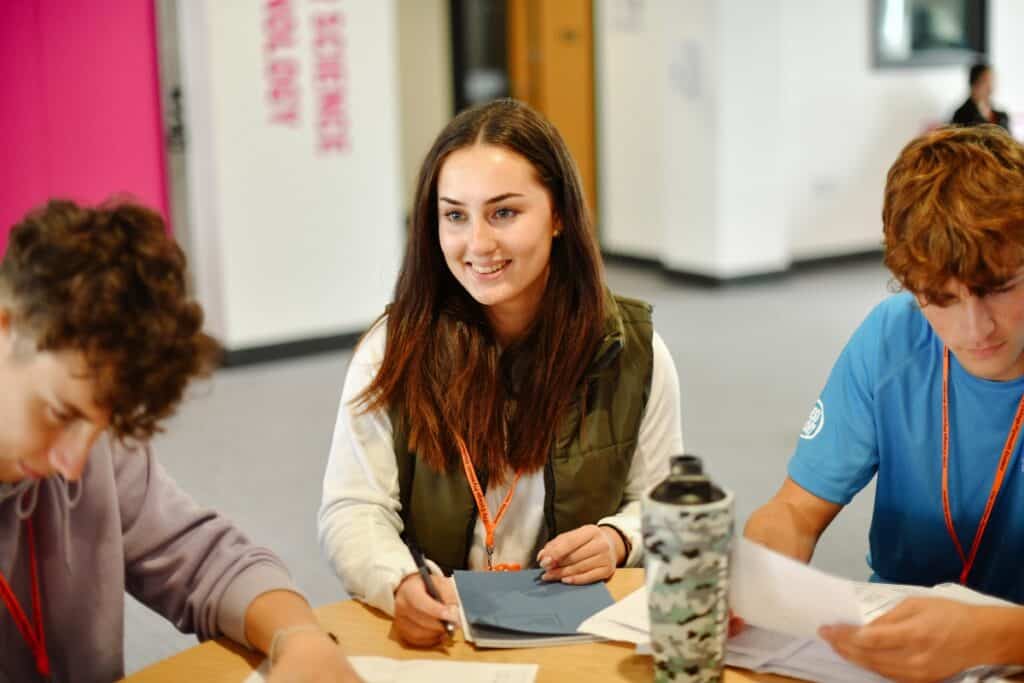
[596,0,1024,276]
[657,0,718,273]
[396,0,453,210]
[597,0,788,278]
[781,1,962,260]
[714,0,787,276]
[989,0,1024,141]
[594,0,669,261]
[784,0,1024,259]
[178,0,403,350]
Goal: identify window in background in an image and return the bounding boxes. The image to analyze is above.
[873,0,987,67]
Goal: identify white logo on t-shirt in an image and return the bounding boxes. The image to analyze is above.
[800,399,825,440]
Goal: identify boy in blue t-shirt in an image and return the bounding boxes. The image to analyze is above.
[745,124,1024,681]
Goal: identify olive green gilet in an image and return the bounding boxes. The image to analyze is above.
[390,294,655,574]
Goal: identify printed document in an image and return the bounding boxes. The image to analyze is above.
[578,539,1022,682]
[243,656,538,683]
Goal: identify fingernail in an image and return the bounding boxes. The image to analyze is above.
[539,557,551,569]
[445,608,459,622]
[561,576,574,584]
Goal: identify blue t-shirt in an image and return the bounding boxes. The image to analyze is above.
[789,292,1024,603]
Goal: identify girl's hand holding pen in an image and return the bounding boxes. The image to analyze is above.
[393,573,460,647]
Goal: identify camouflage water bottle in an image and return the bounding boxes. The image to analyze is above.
[642,454,733,683]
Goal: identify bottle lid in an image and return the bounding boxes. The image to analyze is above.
[670,454,704,477]
[648,453,724,505]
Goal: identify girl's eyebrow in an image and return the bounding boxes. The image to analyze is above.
[439,192,524,206]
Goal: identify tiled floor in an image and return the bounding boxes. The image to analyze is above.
[126,258,892,673]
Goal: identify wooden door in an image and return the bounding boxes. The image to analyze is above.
[507,0,598,228]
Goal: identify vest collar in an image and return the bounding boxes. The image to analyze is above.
[587,291,626,377]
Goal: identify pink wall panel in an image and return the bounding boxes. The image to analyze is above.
[0,0,169,255]
[0,1,50,253]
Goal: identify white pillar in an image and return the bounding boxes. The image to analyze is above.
[595,0,788,280]
[177,0,403,351]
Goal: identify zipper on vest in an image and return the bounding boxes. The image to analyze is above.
[543,454,557,543]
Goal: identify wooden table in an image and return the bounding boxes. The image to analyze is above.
[124,569,795,682]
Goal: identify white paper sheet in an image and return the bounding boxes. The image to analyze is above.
[581,540,868,644]
[729,537,864,640]
[854,581,934,621]
[243,656,539,683]
[576,545,1023,683]
[577,586,886,682]
[577,583,649,644]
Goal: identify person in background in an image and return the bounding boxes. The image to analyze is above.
[952,62,1010,130]
[744,125,1024,682]
[319,99,683,647]
[0,200,360,682]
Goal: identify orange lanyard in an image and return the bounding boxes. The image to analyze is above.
[0,516,51,679]
[940,347,1024,585]
[454,434,522,571]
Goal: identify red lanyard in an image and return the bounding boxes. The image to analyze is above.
[940,347,1024,585]
[454,434,522,571]
[0,516,51,678]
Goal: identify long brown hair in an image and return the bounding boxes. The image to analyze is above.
[356,99,605,482]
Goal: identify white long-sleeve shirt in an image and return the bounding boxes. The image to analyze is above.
[318,321,683,615]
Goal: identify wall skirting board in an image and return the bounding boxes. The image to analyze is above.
[601,248,885,287]
[220,331,364,368]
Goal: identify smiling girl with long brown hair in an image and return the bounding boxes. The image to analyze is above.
[319,99,683,647]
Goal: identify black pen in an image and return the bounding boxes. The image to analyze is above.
[405,537,456,640]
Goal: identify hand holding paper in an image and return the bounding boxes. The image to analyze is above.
[821,596,1011,683]
[728,537,864,639]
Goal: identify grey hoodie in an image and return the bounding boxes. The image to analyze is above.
[0,438,298,682]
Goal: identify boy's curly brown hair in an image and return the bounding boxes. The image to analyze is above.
[883,124,1024,305]
[0,199,221,441]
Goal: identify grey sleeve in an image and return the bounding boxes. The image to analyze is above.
[116,444,302,647]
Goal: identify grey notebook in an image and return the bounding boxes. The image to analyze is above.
[453,569,615,648]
